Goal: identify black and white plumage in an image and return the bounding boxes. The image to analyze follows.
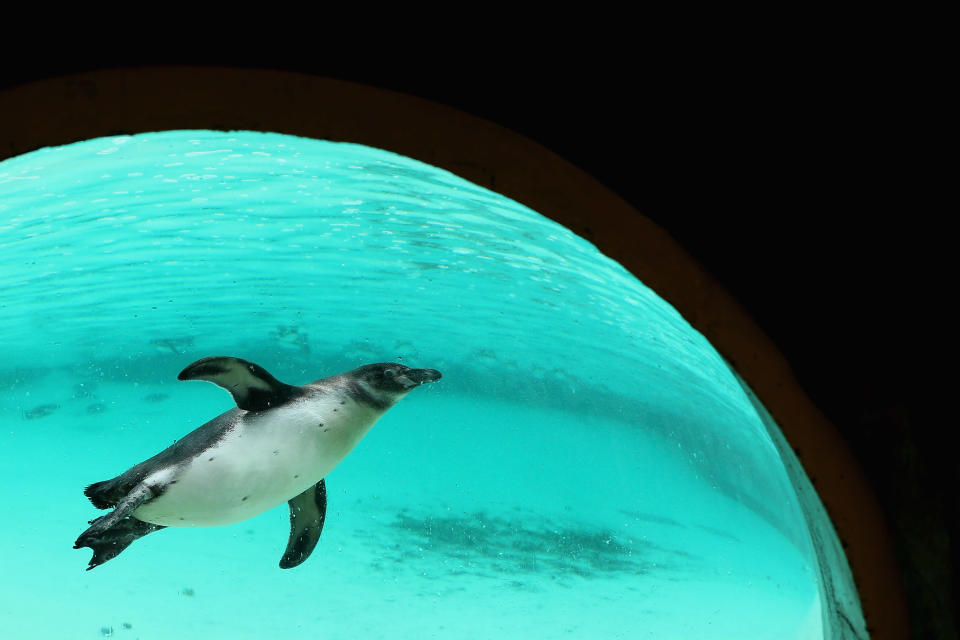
[74,356,441,571]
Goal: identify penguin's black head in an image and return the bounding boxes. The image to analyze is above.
[351,363,442,396]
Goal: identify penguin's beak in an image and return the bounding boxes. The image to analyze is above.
[406,368,442,386]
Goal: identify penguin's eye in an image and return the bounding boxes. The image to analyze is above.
[383,368,397,378]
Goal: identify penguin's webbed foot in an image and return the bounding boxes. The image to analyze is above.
[74,516,165,570]
[75,482,161,569]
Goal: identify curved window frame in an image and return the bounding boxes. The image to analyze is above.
[0,67,903,638]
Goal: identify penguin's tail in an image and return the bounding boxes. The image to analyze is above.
[84,479,120,509]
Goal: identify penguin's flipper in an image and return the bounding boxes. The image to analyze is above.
[177,356,298,412]
[74,483,162,570]
[280,479,327,569]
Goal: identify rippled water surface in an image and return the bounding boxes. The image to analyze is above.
[1,131,820,638]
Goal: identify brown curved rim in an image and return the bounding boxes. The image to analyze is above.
[0,66,907,638]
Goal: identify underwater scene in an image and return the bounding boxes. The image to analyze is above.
[1,130,821,639]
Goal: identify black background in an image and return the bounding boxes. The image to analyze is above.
[0,51,947,637]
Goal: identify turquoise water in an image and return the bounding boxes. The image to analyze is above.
[1,131,820,638]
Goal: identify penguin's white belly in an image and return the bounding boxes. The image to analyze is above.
[133,398,380,527]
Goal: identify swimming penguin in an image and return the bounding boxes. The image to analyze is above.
[74,356,441,571]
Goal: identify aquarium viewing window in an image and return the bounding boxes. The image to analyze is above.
[0,130,867,639]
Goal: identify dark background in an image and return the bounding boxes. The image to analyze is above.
[0,56,946,637]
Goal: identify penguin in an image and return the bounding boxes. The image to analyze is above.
[74,356,441,571]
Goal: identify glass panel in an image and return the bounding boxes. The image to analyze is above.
[1,130,822,639]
